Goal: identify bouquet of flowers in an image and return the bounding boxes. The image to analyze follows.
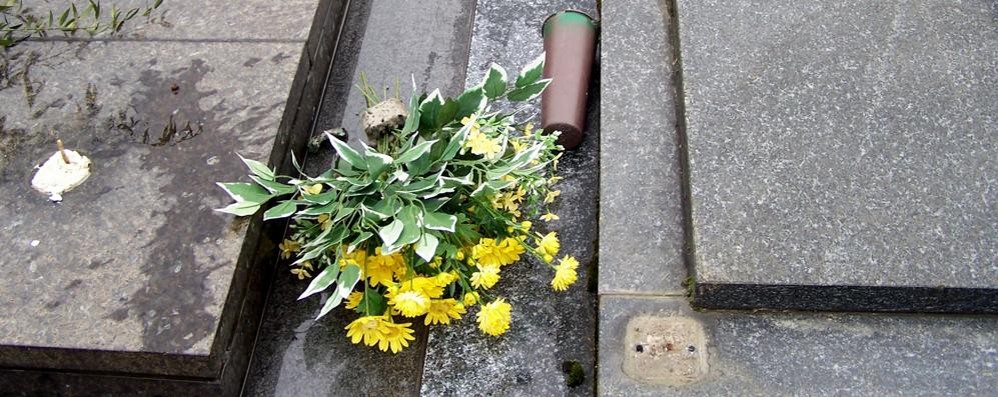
[216,57,578,353]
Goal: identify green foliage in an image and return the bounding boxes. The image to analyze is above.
[218,61,565,320]
[0,0,162,48]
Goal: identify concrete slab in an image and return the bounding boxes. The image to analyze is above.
[0,0,342,394]
[676,0,998,312]
[419,1,599,396]
[598,0,687,296]
[598,295,998,396]
[244,1,477,395]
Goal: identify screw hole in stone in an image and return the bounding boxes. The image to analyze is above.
[687,345,696,352]
[635,344,644,353]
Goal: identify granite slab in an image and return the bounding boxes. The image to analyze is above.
[598,0,687,295]
[677,0,998,312]
[420,1,599,396]
[598,295,998,396]
[0,0,343,394]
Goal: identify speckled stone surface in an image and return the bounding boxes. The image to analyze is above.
[419,1,599,396]
[244,1,476,396]
[598,295,998,396]
[677,0,998,311]
[599,0,686,295]
[0,0,335,390]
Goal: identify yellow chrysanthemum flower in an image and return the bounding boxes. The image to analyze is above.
[345,291,363,309]
[345,315,391,346]
[433,271,458,287]
[304,183,323,195]
[551,256,580,291]
[378,321,416,354]
[560,255,580,270]
[342,249,367,268]
[354,247,404,287]
[523,122,534,135]
[510,139,526,153]
[471,238,498,267]
[463,291,480,306]
[544,189,561,204]
[465,130,502,159]
[290,266,311,280]
[492,193,521,217]
[476,298,512,336]
[389,291,430,317]
[290,260,314,279]
[424,299,466,325]
[520,221,532,232]
[315,214,333,230]
[460,116,481,134]
[511,186,526,201]
[548,175,563,185]
[396,276,445,299]
[497,238,524,265]
[279,239,301,259]
[470,265,501,289]
[537,232,560,258]
[473,238,523,268]
[541,212,559,222]
[367,265,395,287]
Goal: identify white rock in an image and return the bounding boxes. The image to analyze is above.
[31,149,92,202]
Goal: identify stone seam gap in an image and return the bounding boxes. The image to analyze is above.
[237,0,354,394]
[415,0,478,392]
[664,0,698,302]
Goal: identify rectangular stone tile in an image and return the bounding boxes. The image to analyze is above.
[420,1,599,396]
[677,0,998,312]
[598,295,998,396]
[599,0,687,295]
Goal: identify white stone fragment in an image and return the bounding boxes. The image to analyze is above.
[31,149,92,202]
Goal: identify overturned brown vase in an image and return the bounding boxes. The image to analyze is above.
[541,10,596,150]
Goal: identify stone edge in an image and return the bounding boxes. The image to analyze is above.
[693,283,998,314]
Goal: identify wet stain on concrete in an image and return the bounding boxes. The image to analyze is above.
[101,59,215,148]
[87,258,113,269]
[106,58,237,353]
[243,57,262,67]
[270,52,291,64]
[0,116,29,176]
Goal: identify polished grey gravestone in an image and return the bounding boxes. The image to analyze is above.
[677,0,998,312]
[0,0,345,394]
